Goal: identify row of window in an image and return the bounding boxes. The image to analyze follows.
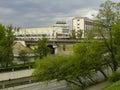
[16,34,48,37]
[16,34,71,40]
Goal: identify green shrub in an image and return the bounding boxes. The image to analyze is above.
[109,72,120,82]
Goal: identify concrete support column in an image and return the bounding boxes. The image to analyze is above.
[53,45,57,54]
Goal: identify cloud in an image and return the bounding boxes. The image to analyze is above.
[72,8,98,19]
[0,0,119,28]
[0,7,15,15]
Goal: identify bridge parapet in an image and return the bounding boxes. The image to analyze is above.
[25,39,83,45]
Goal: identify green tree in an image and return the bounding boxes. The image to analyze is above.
[74,42,108,80]
[76,30,82,39]
[0,24,15,67]
[88,41,108,79]
[71,30,76,39]
[112,22,120,66]
[34,38,49,59]
[114,2,120,22]
[19,49,28,64]
[33,38,110,89]
[33,54,96,89]
[33,42,109,88]
[94,0,120,71]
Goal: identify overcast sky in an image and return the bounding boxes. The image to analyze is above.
[0,0,119,28]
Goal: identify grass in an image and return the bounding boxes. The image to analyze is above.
[103,80,120,90]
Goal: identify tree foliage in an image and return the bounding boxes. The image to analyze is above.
[93,0,120,71]
[34,38,49,59]
[71,30,76,39]
[71,30,82,39]
[33,40,110,89]
[33,54,96,89]
[0,24,15,67]
[76,30,82,39]
[112,22,120,66]
[19,49,28,64]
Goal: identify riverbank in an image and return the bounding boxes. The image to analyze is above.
[85,81,111,90]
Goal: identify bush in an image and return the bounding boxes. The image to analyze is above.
[109,72,120,82]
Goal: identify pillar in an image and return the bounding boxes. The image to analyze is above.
[53,45,57,54]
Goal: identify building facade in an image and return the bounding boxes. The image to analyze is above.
[14,21,70,41]
[72,17,93,38]
[53,21,70,39]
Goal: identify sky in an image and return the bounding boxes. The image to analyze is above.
[0,0,119,28]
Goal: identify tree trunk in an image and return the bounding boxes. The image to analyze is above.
[87,74,97,83]
[76,76,86,87]
[99,69,108,80]
[65,79,82,87]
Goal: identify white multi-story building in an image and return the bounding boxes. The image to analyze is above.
[72,17,93,38]
[14,21,70,41]
[14,27,55,40]
[53,21,70,39]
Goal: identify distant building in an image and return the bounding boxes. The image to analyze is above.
[53,21,70,39]
[14,27,55,40]
[72,17,93,38]
[14,21,70,41]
